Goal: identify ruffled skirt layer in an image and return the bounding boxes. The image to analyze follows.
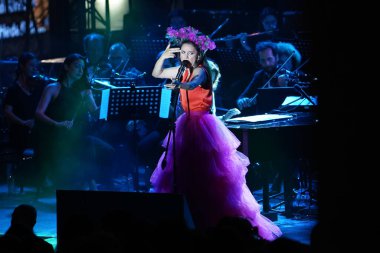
[150,111,282,240]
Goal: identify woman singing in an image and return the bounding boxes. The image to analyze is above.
[150,26,282,241]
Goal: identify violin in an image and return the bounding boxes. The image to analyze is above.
[276,68,313,87]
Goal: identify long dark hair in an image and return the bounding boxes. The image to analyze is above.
[58,53,89,87]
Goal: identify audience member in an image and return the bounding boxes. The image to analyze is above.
[0,204,54,253]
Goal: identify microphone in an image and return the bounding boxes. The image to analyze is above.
[175,60,192,81]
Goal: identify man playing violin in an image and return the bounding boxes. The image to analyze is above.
[236,41,283,114]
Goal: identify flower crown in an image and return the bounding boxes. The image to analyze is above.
[166,26,216,52]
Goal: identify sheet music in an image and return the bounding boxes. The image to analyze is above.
[99,89,110,120]
[282,96,318,106]
[159,87,172,118]
[226,114,293,123]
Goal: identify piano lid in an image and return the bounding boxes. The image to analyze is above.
[225,112,318,130]
[226,113,293,124]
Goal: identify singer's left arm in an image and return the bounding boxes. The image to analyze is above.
[178,67,207,90]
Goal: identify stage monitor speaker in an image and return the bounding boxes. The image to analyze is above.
[56,190,194,247]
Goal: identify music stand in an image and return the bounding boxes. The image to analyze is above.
[110,77,137,87]
[99,86,164,191]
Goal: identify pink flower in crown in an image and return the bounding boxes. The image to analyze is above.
[166,26,216,51]
[196,35,206,51]
[178,27,187,38]
[166,27,178,38]
[207,40,216,50]
[186,26,199,36]
[187,32,197,42]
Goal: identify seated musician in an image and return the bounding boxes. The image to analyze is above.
[236,41,306,200]
[236,41,283,115]
[236,40,306,115]
[107,42,146,85]
[83,33,109,79]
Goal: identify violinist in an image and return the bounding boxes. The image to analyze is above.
[106,42,146,84]
[236,41,303,205]
[236,40,307,114]
[236,41,282,114]
[276,41,304,86]
[2,52,47,193]
[83,33,109,79]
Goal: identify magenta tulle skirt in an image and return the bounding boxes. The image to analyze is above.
[150,111,282,241]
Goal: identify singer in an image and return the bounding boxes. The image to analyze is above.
[150,26,282,240]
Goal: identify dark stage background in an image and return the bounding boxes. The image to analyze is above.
[1,1,364,251]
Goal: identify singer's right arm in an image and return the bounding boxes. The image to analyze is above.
[152,45,180,79]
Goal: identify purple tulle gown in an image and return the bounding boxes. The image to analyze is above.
[150,111,282,241]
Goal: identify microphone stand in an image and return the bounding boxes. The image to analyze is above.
[161,61,189,193]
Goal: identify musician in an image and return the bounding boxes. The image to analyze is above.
[259,7,279,34]
[35,53,99,190]
[83,33,109,79]
[2,52,46,193]
[150,26,282,240]
[237,41,304,199]
[277,42,302,71]
[258,6,301,42]
[276,41,307,86]
[107,42,146,84]
[3,52,45,154]
[236,41,283,115]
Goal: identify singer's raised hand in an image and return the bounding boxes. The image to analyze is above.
[153,44,182,79]
[161,44,180,60]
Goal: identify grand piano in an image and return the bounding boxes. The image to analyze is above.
[225,112,318,219]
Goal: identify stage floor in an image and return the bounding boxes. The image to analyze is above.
[0,182,318,250]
